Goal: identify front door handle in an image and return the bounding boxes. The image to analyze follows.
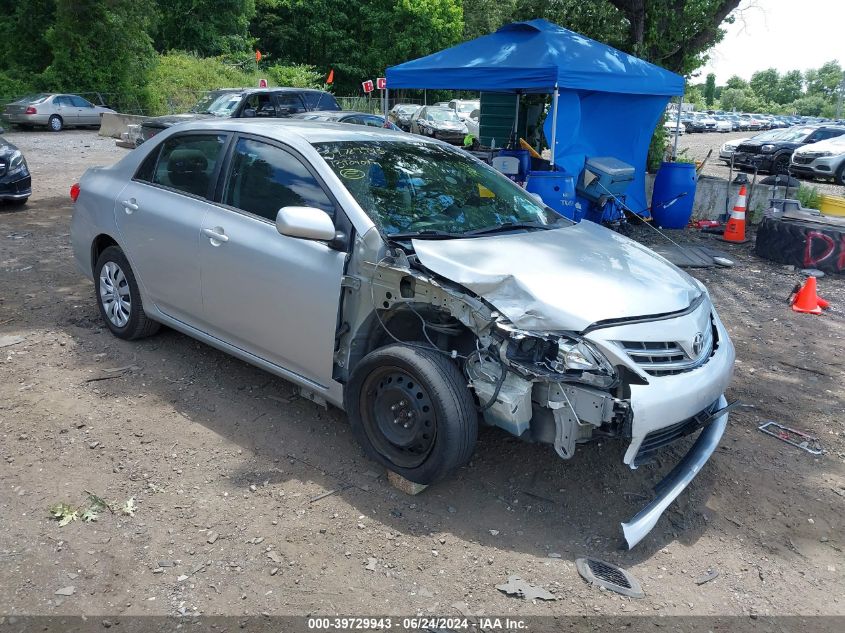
[121,199,139,213]
[202,227,229,245]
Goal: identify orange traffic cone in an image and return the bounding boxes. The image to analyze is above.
[720,185,749,243]
[791,276,829,314]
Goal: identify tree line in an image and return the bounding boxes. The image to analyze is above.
[691,63,843,117]
[2,0,748,116]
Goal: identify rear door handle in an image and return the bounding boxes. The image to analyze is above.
[202,227,229,244]
[121,199,139,213]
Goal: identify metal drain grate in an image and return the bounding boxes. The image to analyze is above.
[576,557,644,598]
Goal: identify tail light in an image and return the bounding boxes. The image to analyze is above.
[70,183,80,202]
[25,106,37,115]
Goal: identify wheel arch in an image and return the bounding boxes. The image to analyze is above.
[90,233,121,275]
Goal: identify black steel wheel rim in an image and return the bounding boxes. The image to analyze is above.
[360,366,436,469]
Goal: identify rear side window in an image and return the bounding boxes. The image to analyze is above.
[223,137,334,221]
[136,134,227,199]
[301,91,341,111]
[275,93,306,115]
[53,96,72,107]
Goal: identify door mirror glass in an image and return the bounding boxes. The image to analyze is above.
[276,206,336,241]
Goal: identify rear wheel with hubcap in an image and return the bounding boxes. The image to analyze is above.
[346,344,477,485]
[48,115,63,132]
[94,246,160,340]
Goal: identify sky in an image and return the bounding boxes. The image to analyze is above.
[696,0,844,84]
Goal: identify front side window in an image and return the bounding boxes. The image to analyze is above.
[53,96,72,107]
[223,138,334,221]
[70,96,94,108]
[275,93,306,115]
[314,140,568,236]
[244,93,276,117]
[142,134,227,198]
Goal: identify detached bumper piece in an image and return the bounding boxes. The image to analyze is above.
[621,396,735,549]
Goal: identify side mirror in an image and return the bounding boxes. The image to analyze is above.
[275,206,336,241]
[242,108,256,118]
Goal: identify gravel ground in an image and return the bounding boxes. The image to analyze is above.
[675,130,845,198]
[1,130,844,621]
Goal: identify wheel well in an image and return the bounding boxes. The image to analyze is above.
[91,234,119,274]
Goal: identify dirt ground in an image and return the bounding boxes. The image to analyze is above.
[1,130,844,620]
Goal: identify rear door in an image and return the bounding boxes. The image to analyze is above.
[198,134,346,387]
[52,95,77,126]
[114,132,229,324]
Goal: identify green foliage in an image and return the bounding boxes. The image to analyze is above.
[719,87,747,111]
[153,0,256,56]
[777,70,804,104]
[805,61,843,99]
[724,75,748,90]
[749,68,780,104]
[44,0,156,111]
[647,116,667,172]
[265,64,325,89]
[704,73,716,107]
[790,94,830,117]
[797,185,821,210]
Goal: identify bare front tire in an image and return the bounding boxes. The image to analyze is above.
[94,246,160,340]
[346,344,478,485]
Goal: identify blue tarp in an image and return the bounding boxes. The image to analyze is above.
[386,19,685,213]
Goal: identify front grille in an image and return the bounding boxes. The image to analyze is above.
[737,144,760,153]
[618,319,716,377]
[792,155,814,165]
[633,398,722,467]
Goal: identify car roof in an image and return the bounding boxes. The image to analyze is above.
[161,118,417,144]
[212,87,331,95]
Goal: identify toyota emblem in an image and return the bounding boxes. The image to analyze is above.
[692,332,704,356]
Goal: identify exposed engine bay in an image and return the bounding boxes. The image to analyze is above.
[335,238,632,463]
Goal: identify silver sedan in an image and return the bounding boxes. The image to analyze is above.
[71,120,734,548]
[3,93,115,131]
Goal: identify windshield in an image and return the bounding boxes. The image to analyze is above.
[429,109,461,123]
[314,140,569,237]
[754,126,814,142]
[13,93,50,105]
[191,92,243,116]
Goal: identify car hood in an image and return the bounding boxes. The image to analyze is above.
[794,136,845,155]
[412,222,702,332]
[143,113,214,127]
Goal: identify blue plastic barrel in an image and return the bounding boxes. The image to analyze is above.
[498,149,531,182]
[525,171,582,221]
[651,161,697,229]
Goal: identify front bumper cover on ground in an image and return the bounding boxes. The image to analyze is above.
[621,395,733,549]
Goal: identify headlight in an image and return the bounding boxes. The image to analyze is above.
[497,324,617,388]
[7,150,27,175]
[761,144,776,153]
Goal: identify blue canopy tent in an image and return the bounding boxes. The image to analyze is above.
[386,19,685,214]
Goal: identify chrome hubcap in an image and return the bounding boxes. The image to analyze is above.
[99,261,131,327]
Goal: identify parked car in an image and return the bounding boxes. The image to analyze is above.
[719,137,750,164]
[663,119,685,136]
[137,88,341,144]
[738,114,765,131]
[791,134,845,184]
[447,99,480,122]
[70,118,735,548]
[733,125,845,173]
[711,116,733,133]
[291,111,400,131]
[0,127,31,206]
[388,104,422,131]
[465,108,480,139]
[688,113,717,133]
[410,106,468,144]
[3,93,115,132]
[723,114,743,131]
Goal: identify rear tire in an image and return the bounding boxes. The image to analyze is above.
[94,246,160,340]
[772,153,791,175]
[835,163,845,186]
[346,344,478,485]
[48,115,63,132]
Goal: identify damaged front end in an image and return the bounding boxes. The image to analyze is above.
[336,233,732,548]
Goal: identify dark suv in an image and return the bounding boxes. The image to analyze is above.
[138,88,341,144]
[733,125,845,174]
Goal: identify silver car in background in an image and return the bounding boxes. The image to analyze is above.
[3,93,115,132]
[70,120,734,548]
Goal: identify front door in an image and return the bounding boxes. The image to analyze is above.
[70,95,99,125]
[198,135,345,388]
[114,132,229,324]
[52,95,77,126]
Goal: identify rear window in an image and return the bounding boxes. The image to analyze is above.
[301,91,341,112]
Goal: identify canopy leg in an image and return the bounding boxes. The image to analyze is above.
[550,86,559,168]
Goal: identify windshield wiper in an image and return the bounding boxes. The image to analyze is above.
[463,221,555,236]
[388,229,465,240]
